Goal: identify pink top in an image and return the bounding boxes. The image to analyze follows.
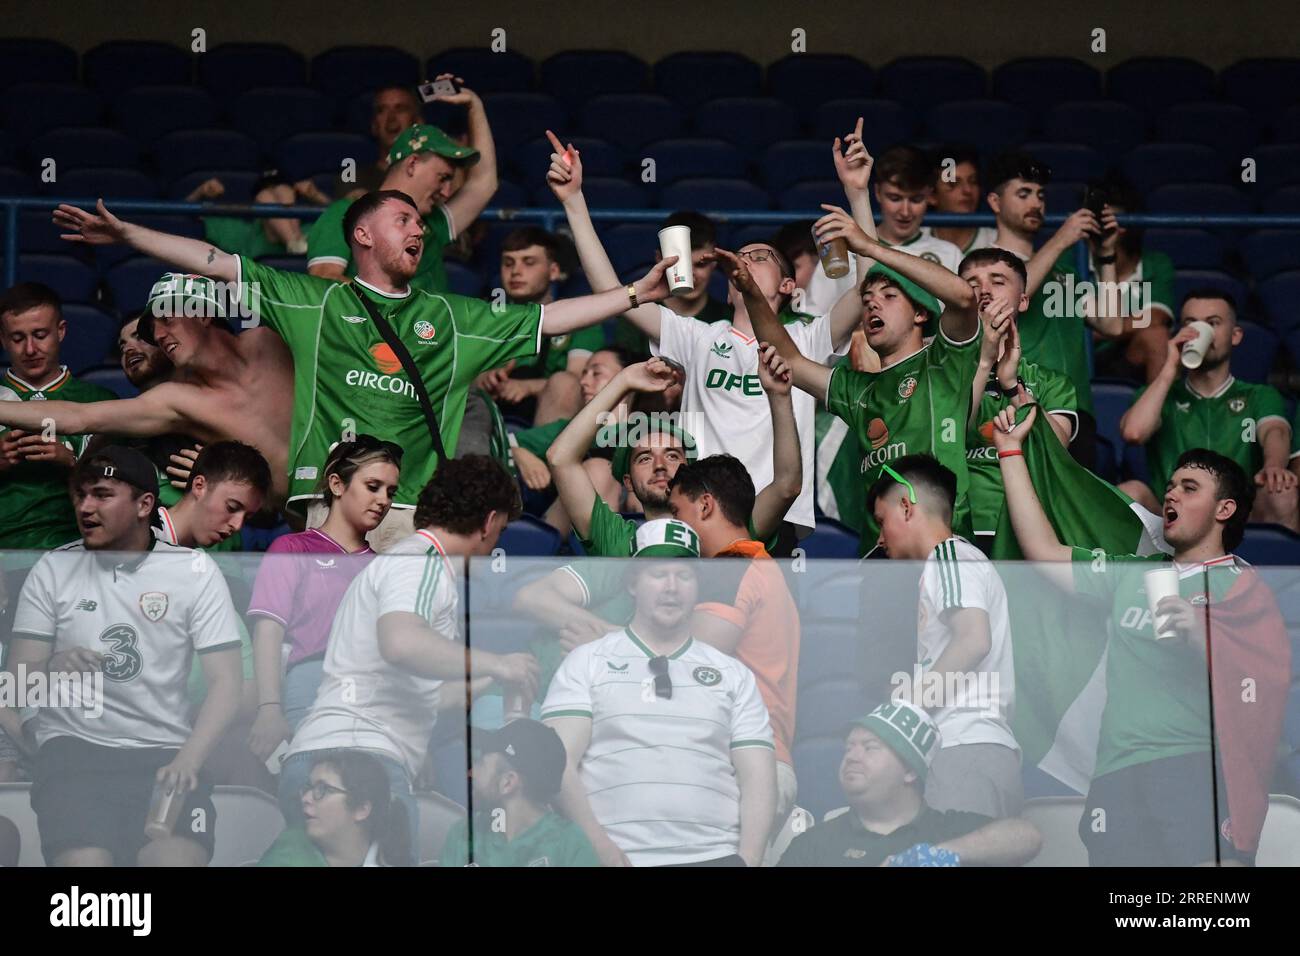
[247,529,375,666]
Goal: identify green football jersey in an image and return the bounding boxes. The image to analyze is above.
[237,257,542,515]
[966,360,1078,536]
[515,325,605,377]
[1071,549,1242,778]
[306,199,453,294]
[1139,376,1288,496]
[825,327,983,555]
[0,368,116,549]
[440,810,599,867]
[204,217,287,261]
[1020,251,1093,415]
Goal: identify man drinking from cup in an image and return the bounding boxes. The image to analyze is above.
[1118,289,1297,530]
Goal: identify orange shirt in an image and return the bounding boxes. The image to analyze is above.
[696,539,800,765]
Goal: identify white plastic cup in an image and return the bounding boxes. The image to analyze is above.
[1180,320,1215,370]
[1144,566,1180,640]
[657,225,694,294]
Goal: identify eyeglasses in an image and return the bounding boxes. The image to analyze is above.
[878,463,917,504]
[737,249,775,264]
[300,781,349,802]
[648,655,672,700]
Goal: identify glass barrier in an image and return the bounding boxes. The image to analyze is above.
[0,548,1296,868]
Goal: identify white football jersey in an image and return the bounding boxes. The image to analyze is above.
[12,539,242,749]
[801,231,963,317]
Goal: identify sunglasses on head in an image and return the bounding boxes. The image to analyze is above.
[878,463,917,504]
[342,434,404,464]
[648,655,672,700]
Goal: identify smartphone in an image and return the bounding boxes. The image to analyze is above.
[264,739,290,776]
[1082,185,1115,235]
[418,78,459,102]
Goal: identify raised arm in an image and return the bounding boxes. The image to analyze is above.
[751,343,802,541]
[1119,329,1193,445]
[545,131,662,341]
[0,386,183,439]
[53,200,238,283]
[714,248,833,404]
[541,258,676,336]
[436,76,499,233]
[826,117,878,348]
[1023,208,1098,299]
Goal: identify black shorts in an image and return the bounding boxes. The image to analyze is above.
[31,736,217,865]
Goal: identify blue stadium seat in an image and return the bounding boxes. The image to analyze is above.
[1143,229,1226,270]
[798,518,860,559]
[1275,105,1300,144]
[167,170,260,203]
[59,306,118,375]
[0,131,11,166]
[991,58,1102,118]
[642,138,744,184]
[777,180,841,212]
[444,261,483,298]
[78,365,139,400]
[0,38,76,90]
[924,100,1031,156]
[1017,143,1107,183]
[92,216,205,274]
[112,85,220,145]
[654,52,761,111]
[1240,232,1300,281]
[1264,184,1300,214]
[581,94,684,152]
[104,255,184,315]
[661,178,770,211]
[0,166,31,195]
[198,43,307,101]
[1148,184,1253,218]
[18,210,85,255]
[878,57,987,114]
[1121,144,1223,194]
[601,223,662,274]
[54,167,159,201]
[694,97,798,153]
[1107,57,1216,117]
[541,51,647,111]
[1172,270,1248,316]
[154,130,262,181]
[497,515,562,556]
[1156,102,1260,159]
[1043,181,1086,213]
[531,177,650,210]
[492,179,528,209]
[232,87,334,151]
[1042,102,1146,163]
[761,140,830,191]
[1090,380,1137,464]
[811,99,914,153]
[1230,320,1278,383]
[766,54,873,118]
[29,127,140,172]
[511,136,624,182]
[1221,58,1300,123]
[1258,271,1300,333]
[3,83,103,143]
[479,93,568,156]
[1237,525,1300,566]
[792,736,850,821]
[17,254,97,304]
[1120,438,1151,489]
[83,41,191,97]
[1092,434,1119,485]
[274,132,371,181]
[1249,144,1300,194]
[428,48,534,94]
[796,679,871,739]
[310,46,420,101]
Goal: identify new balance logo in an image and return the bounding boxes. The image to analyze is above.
[75,600,97,612]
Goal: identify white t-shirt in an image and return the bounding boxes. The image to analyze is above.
[652,306,833,530]
[13,539,242,749]
[541,626,774,866]
[921,224,1000,258]
[916,536,1017,752]
[801,231,964,317]
[288,529,459,777]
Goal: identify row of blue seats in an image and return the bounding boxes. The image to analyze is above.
[2,41,1298,122]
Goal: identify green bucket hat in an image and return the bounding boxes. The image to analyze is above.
[604,420,699,484]
[632,518,700,559]
[139,273,228,345]
[862,262,943,323]
[388,124,480,166]
[849,700,941,779]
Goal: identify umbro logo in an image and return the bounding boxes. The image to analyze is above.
[341,314,368,324]
[709,342,733,359]
[75,599,97,612]
[1175,401,1191,413]
[606,662,629,671]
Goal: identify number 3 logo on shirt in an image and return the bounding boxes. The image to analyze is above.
[98,623,143,682]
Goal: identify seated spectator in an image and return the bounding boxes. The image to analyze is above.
[258,751,412,866]
[0,446,242,866]
[153,440,271,550]
[187,169,330,258]
[247,437,398,761]
[477,227,601,425]
[342,85,425,198]
[441,719,598,867]
[542,518,777,867]
[924,143,998,256]
[0,283,117,551]
[865,455,1021,816]
[1119,290,1297,530]
[778,701,1041,867]
[279,456,538,848]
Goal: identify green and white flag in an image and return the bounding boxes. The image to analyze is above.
[814,407,865,534]
[990,405,1169,792]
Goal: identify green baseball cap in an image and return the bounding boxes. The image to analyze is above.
[849,700,941,780]
[862,263,943,322]
[632,518,701,559]
[139,273,228,345]
[605,421,699,483]
[388,124,480,166]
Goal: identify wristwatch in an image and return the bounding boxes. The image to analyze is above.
[1000,376,1026,398]
[1095,253,1117,265]
[626,284,639,308]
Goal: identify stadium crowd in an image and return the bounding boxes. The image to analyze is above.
[0,63,1294,869]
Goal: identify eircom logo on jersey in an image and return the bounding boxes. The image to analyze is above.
[344,343,418,400]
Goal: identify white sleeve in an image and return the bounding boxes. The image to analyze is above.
[787,313,836,364]
[649,305,705,365]
[934,546,995,615]
[801,267,855,318]
[729,662,774,750]
[378,553,454,620]
[189,562,243,653]
[11,554,57,640]
[541,644,595,719]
